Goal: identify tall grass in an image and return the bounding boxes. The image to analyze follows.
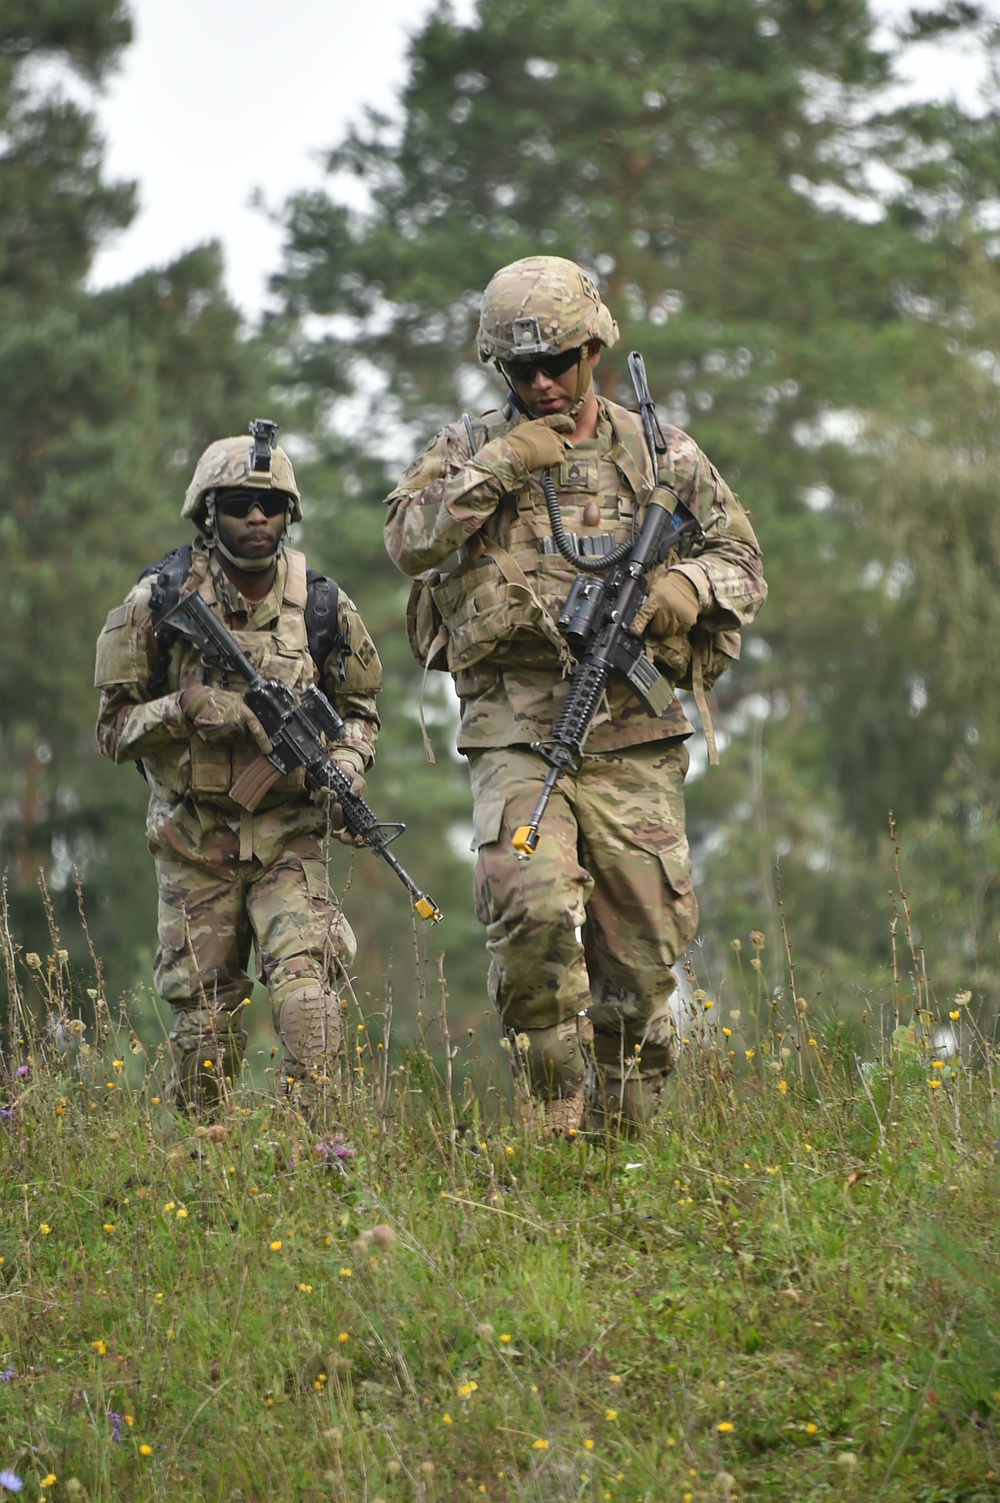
[0,877,997,1502]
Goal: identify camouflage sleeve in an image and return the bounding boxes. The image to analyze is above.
[94,585,188,764]
[319,591,382,769]
[383,421,510,575]
[662,434,767,629]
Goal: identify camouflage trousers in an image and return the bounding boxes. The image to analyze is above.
[467,740,698,1108]
[153,835,356,1109]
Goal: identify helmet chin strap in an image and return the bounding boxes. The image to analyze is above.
[497,352,593,421]
[202,494,287,573]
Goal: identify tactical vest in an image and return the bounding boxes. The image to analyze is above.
[143,547,322,807]
[430,403,663,677]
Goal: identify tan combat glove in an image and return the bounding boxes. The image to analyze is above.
[316,750,368,847]
[472,414,575,488]
[631,570,701,640]
[179,686,272,752]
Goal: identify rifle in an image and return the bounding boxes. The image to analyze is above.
[511,351,703,858]
[153,587,443,923]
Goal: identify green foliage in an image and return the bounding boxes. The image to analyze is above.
[1,925,997,1501]
[0,2,266,1003]
[268,0,1000,1016]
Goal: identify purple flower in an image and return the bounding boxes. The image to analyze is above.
[107,1408,123,1445]
[0,1368,14,1383]
[314,1134,356,1164]
[15,1065,28,1079]
[0,1110,12,1123]
[0,1471,24,1493]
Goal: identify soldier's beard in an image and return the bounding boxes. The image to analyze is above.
[211,534,283,572]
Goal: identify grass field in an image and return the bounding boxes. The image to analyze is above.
[1,909,998,1502]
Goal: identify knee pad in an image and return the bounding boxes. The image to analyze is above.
[271,981,343,1069]
[507,1015,593,1101]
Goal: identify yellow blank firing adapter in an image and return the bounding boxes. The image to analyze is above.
[415,895,444,923]
[512,825,540,857]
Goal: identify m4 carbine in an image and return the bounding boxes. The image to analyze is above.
[511,351,703,857]
[154,587,442,923]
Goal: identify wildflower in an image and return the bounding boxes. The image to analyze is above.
[730,938,742,952]
[952,990,971,1008]
[298,1283,313,1294]
[949,1010,960,1020]
[457,1381,478,1398]
[0,1471,23,1492]
[270,1240,282,1251]
[722,1027,732,1037]
[745,1049,755,1061]
[339,1267,353,1278]
[808,1037,817,1046]
[608,1374,621,1385]
[0,1369,14,1383]
[140,1444,153,1457]
[805,1422,818,1435]
[717,1421,734,1433]
[666,1437,676,1446]
[500,1333,512,1344]
[929,1079,942,1089]
[532,1438,550,1450]
[750,931,766,949]
[25,953,41,968]
[583,1439,595,1450]
[605,1409,618,1421]
[112,1060,123,1071]
[124,1416,133,1427]
[103,1223,115,1234]
[931,1060,945,1070]
[40,1477,57,1490]
[202,1060,214,1070]
[777,1079,788,1094]
[703,999,714,1010]
[338,1332,349,1343]
[442,1413,453,1425]
[176,1208,188,1219]
[40,1223,52,1236]
[91,1340,107,1355]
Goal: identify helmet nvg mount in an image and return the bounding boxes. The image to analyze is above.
[182,418,302,528]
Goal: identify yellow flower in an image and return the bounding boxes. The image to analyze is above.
[666,1436,676,1446]
[103,1223,115,1234]
[458,1381,478,1398]
[500,1333,512,1344]
[532,1438,550,1450]
[931,1060,945,1070]
[583,1438,595,1450]
[40,1224,52,1235]
[270,1240,282,1251]
[608,1374,621,1384]
[806,1422,818,1435]
[808,1037,817,1046]
[124,1415,134,1426]
[299,1283,313,1293]
[717,1421,734,1433]
[442,1412,453,1425]
[703,999,714,1010]
[338,1332,349,1343]
[605,1408,618,1421]
[41,1476,57,1489]
[722,1027,732,1037]
[163,1203,175,1214]
[339,1266,353,1277]
[505,1146,516,1157]
[777,1079,788,1094]
[176,1208,187,1219]
[745,1049,755,1060]
[151,1096,161,1105]
[112,1060,123,1071]
[91,1340,107,1355]
[140,1444,153,1456]
[202,1059,214,1070]
[929,1079,942,1089]
[949,1010,960,1020]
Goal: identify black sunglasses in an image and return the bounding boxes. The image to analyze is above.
[500,346,582,385]
[214,489,290,520]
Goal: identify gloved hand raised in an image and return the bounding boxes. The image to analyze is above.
[316,758,367,847]
[473,414,575,484]
[179,685,272,752]
[631,570,701,640]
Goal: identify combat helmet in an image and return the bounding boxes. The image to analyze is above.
[182,419,302,527]
[477,256,619,365]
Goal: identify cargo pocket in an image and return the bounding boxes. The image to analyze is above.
[640,835,698,954]
[94,604,137,688]
[471,793,507,927]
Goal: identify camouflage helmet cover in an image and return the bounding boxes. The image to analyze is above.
[182,429,302,525]
[477,255,619,364]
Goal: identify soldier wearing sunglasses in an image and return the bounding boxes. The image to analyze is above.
[95,422,382,1115]
[384,256,766,1140]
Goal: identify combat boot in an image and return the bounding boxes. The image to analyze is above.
[586,1069,668,1141]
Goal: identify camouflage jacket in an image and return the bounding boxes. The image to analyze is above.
[384,398,766,752]
[95,546,382,868]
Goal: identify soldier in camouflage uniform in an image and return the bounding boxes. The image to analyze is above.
[95,423,382,1112]
[384,257,766,1138]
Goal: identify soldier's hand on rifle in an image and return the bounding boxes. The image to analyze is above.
[316,757,367,847]
[631,570,701,640]
[475,414,575,482]
[179,685,272,752]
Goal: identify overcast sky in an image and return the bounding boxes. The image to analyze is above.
[88,0,995,317]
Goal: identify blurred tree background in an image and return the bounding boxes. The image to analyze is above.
[4,0,1000,1039]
